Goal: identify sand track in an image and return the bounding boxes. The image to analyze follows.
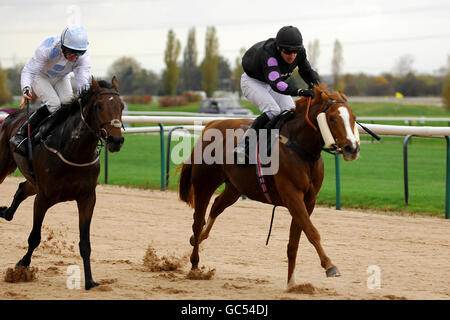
[0,176,449,300]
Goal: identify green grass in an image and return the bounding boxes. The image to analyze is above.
[127,101,200,113]
[96,133,449,217]
[319,136,448,215]
[6,98,450,217]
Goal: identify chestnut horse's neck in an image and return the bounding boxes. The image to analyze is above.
[281,98,326,161]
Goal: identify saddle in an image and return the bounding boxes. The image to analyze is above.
[240,110,295,165]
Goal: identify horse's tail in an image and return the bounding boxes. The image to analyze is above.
[178,161,194,208]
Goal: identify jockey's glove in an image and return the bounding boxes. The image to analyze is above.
[22,86,31,95]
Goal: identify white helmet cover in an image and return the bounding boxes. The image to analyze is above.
[61,25,89,51]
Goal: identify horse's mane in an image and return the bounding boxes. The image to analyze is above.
[76,80,114,112]
[313,83,347,103]
[295,83,347,112]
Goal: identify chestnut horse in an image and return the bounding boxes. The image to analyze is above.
[0,77,125,290]
[178,84,360,289]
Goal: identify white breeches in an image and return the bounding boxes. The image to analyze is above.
[241,72,295,119]
[32,73,73,113]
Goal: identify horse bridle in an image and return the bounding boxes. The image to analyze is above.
[278,98,354,161]
[80,90,123,141]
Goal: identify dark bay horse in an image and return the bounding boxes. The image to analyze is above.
[0,77,124,290]
[178,84,360,289]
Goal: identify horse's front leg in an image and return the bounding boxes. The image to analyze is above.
[287,218,302,289]
[282,188,340,282]
[17,194,49,267]
[77,193,99,290]
[0,181,37,221]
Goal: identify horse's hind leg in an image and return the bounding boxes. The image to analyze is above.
[190,187,216,270]
[17,195,49,267]
[191,183,241,246]
[0,181,37,221]
[77,193,99,290]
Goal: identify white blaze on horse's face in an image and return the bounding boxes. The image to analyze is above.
[338,106,358,151]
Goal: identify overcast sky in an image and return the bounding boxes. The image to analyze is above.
[1,0,449,79]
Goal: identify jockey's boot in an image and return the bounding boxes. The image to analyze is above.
[10,106,50,156]
[234,112,270,165]
[31,104,72,145]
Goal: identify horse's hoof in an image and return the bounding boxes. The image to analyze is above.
[0,207,7,219]
[326,266,341,277]
[85,280,100,290]
[189,235,195,246]
[16,259,30,268]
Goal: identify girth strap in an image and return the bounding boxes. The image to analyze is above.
[279,134,321,162]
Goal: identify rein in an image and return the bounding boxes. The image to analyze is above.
[278,97,349,161]
[80,91,123,141]
[44,90,122,167]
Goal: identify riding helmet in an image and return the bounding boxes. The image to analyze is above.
[60,24,89,51]
[275,26,303,49]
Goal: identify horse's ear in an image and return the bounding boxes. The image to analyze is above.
[339,91,348,101]
[112,76,119,92]
[91,76,100,92]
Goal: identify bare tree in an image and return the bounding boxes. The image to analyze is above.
[307,39,320,71]
[331,39,344,91]
[232,47,246,97]
[393,54,415,77]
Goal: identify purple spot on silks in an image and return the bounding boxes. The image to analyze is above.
[276,81,288,91]
[267,57,278,67]
[268,71,280,82]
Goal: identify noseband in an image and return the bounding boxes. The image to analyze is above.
[80,91,123,141]
[278,97,355,161]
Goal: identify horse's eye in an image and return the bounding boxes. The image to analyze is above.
[329,116,335,123]
[97,103,103,111]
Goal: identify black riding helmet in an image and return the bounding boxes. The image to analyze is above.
[276,26,303,49]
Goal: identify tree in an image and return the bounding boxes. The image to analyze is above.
[0,63,11,105]
[367,75,393,96]
[442,55,450,110]
[331,39,344,91]
[201,26,219,97]
[217,56,232,91]
[107,57,142,95]
[307,39,320,71]
[231,47,246,97]
[162,29,181,96]
[133,69,161,96]
[393,54,414,77]
[180,27,200,92]
[6,63,23,96]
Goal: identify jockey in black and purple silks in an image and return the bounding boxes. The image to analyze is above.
[234,25,321,164]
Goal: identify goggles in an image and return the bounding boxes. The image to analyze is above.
[62,46,86,57]
[281,47,300,55]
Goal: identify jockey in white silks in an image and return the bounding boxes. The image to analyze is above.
[10,24,91,156]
